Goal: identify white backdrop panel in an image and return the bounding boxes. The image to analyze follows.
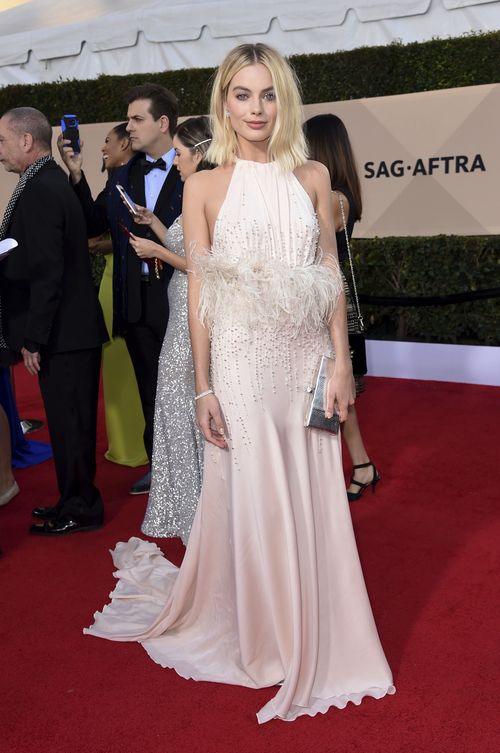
[0,0,500,85]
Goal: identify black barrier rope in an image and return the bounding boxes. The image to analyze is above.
[359,287,500,307]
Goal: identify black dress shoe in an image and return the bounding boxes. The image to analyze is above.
[129,469,151,495]
[32,505,61,520]
[29,515,103,536]
[20,418,44,434]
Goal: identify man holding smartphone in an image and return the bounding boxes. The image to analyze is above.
[58,84,183,495]
[0,107,108,535]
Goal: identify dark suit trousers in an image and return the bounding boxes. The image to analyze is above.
[38,346,103,519]
[124,282,167,462]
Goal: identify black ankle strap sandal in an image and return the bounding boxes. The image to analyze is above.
[347,461,380,502]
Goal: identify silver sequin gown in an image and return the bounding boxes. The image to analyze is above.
[141,217,204,543]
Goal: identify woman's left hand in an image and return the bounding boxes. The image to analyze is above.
[326,363,355,422]
[129,234,162,260]
[130,204,154,225]
[88,234,112,254]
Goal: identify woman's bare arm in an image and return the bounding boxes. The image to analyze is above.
[183,171,227,448]
[127,205,187,271]
[131,205,168,241]
[129,235,187,271]
[309,162,355,421]
[330,190,349,234]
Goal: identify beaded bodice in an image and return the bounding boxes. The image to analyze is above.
[212,159,319,266]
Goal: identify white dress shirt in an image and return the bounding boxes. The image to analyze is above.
[142,147,176,275]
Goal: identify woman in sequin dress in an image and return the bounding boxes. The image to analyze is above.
[86,44,394,724]
[126,117,213,543]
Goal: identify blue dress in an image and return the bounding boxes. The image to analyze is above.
[0,367,52,469]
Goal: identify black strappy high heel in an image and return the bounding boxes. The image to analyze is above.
[347,461,380,502]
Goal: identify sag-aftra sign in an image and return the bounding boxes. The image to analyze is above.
[304,83,500,237]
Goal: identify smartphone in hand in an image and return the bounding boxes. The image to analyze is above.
[61,114,81,153]
[116,184,138,215]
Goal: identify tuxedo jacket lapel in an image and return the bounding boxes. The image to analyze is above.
[127,156,146,208]
[154,165,182,227]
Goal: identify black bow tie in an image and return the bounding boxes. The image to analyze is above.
[141,157,167,175]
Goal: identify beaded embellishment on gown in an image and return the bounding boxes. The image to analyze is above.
[85,160,395,724]
[141,217,204,543]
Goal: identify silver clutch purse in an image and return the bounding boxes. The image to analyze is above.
[304,355,340,434]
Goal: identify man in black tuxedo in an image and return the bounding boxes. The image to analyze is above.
[0,107,108,535]
[59,84,183,495]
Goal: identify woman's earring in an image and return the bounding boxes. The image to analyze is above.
[225,109,230,117]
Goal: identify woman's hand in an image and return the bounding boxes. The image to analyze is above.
[325,362,355,423]
[129,234,162,260]
[88,235,113,254]
[88,235,103,252]
[56,134,83,183]
[196,393,227,449]
[129,204,154,225]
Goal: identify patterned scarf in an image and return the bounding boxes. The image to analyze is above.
[0,154,54,350]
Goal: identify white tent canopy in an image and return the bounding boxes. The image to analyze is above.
[0,0,499,86]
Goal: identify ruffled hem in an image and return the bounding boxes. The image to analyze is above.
[195,253,343,332]
[257,684,396,724]
[139,641,396,724]
[140,652,396,725]
[83,538,178,640]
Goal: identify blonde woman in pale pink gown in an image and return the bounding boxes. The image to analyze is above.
[85,43,395,724]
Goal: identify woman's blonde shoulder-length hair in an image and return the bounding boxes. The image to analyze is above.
[207,43,308,171]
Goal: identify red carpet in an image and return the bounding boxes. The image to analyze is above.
[1,365,498,753]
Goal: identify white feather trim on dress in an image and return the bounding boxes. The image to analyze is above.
[195,253,343,333]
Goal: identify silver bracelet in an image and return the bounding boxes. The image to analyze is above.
[195,389,214,401]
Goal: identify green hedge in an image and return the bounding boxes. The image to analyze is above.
[1,31,499,346]
[351,236,500,345]
[2,31,500,123]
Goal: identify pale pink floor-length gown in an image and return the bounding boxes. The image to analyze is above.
[85,159,395,723]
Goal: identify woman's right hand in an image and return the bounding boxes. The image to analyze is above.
[196,393,227,448]
[129,234,163,260]
[57,134,83,182]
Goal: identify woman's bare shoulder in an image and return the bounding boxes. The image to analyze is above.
[295,160,330,181]
[184,167,213,192]
[294,161,331,208]
[185,165,231,192]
